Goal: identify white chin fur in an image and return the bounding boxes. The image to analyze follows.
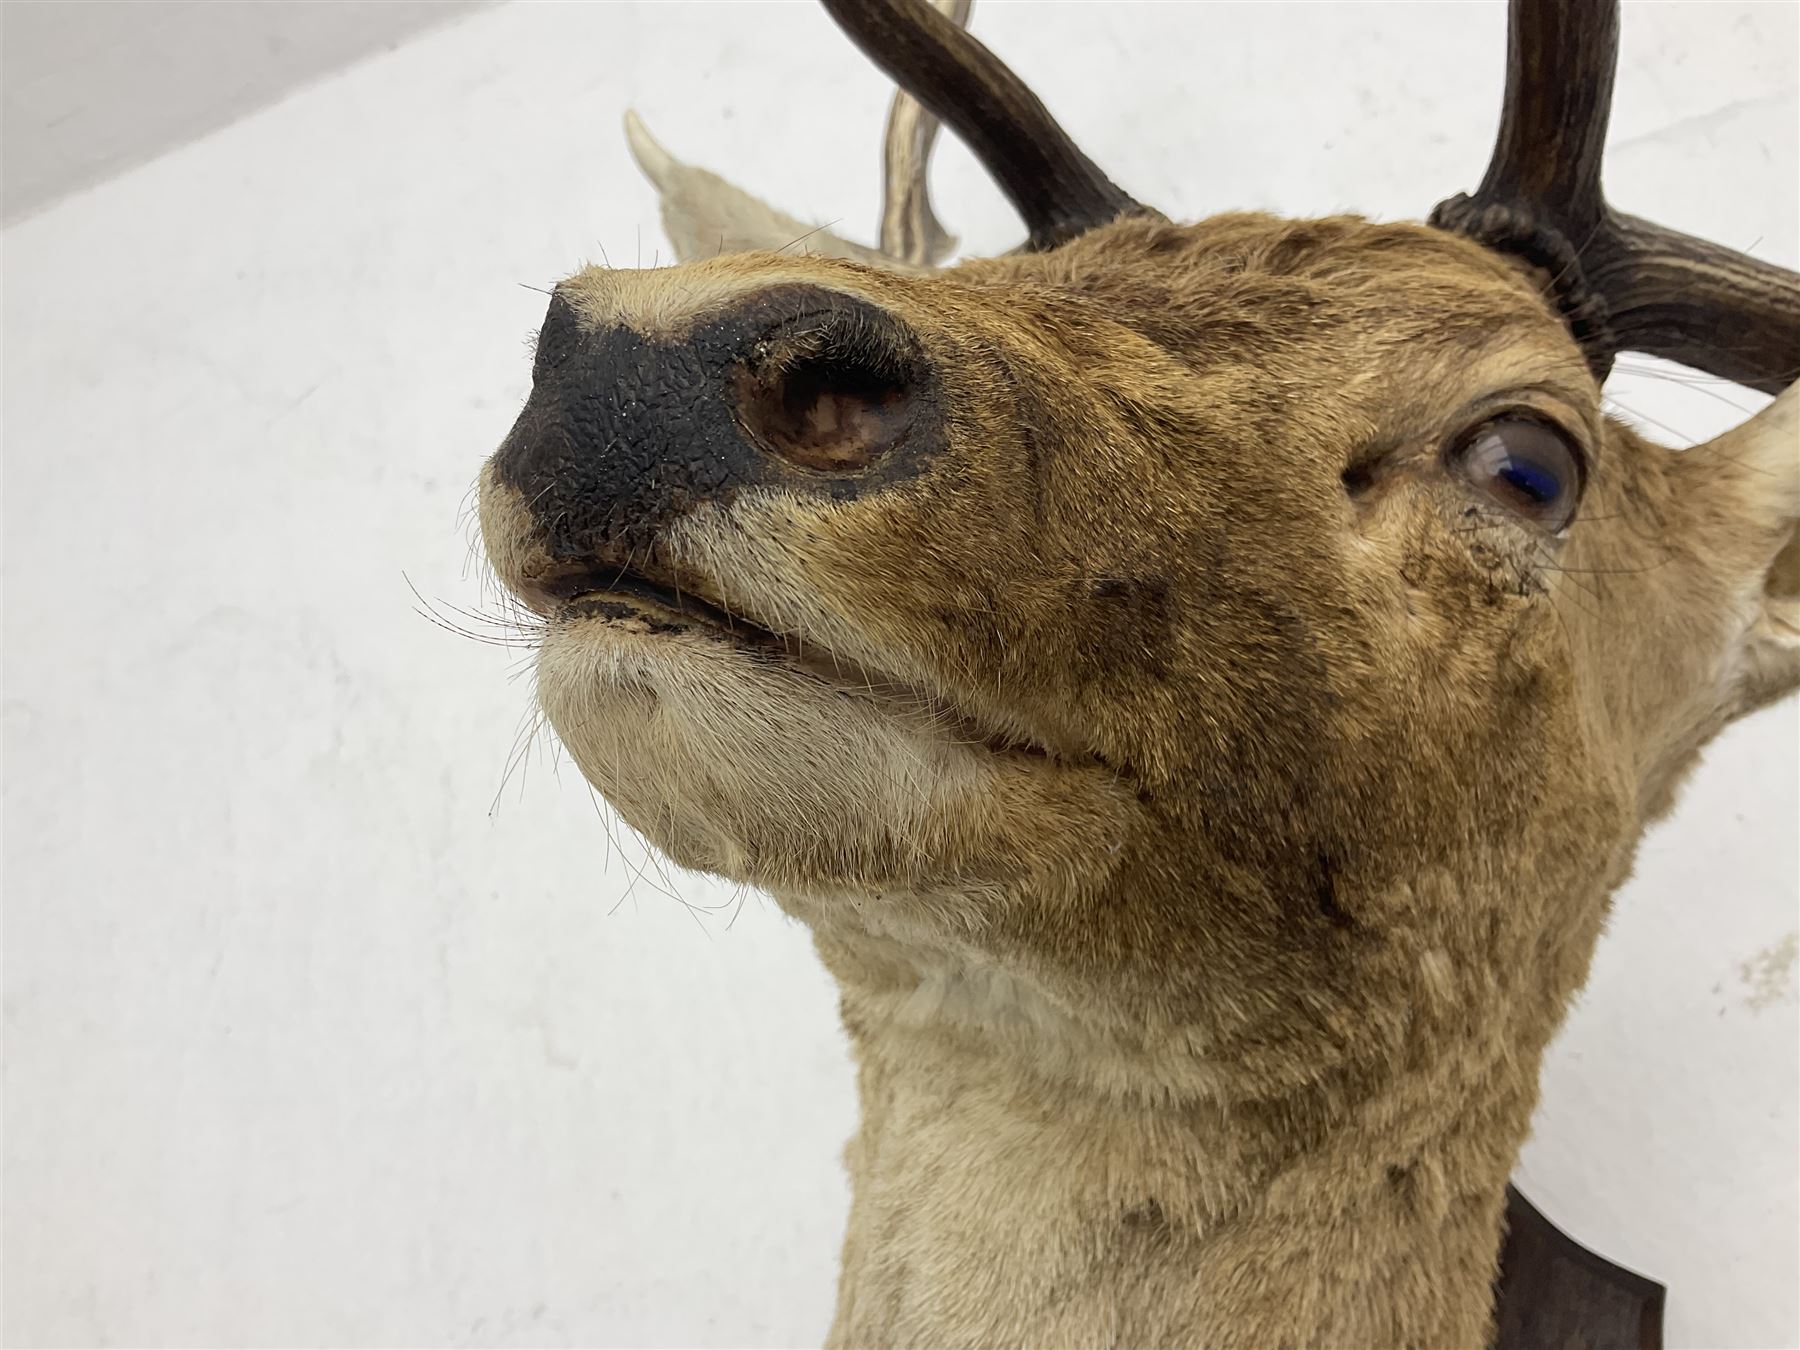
[534,618,995,887]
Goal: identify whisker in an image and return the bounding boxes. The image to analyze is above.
[777,220,845,255]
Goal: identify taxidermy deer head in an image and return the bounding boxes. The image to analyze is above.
[478,0,1797,1344]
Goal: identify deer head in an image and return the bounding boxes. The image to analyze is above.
[478,0,1796,1341]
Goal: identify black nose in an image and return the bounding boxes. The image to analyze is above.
[491,283,936,561]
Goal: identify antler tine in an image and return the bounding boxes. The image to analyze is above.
[1432,0,1800,395]
[1468,0,1614,236]
[820,0,1146,251]
[879,0,972,266]
[1597,214,1800,396]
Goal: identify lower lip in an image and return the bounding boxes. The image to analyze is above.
[560,591,696,633]
[556,589,1057,762]
[560,572,686,611]
[559,580,777,648]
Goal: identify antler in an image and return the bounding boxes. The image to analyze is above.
[820,0,1145,251]
[1431,0,1800,395]
[878,0,971,266]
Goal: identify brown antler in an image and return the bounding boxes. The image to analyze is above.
[1431,0,1800,395]
[820,0,1145,251]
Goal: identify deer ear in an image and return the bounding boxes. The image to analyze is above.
[1686,384,1800,720]
[1739,524,1800,717]
[623,112,923,272]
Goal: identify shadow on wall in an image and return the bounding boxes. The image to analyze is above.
[0,0,495,224]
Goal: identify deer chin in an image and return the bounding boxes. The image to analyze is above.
[534,575,1124,900]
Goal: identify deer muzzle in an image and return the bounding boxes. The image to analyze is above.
[486,279,940,615]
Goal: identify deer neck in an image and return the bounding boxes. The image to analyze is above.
[812,930,1546,1350]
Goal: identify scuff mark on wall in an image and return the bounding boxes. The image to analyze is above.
[1740,932,1798,1011]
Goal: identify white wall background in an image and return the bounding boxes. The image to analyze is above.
[3,3,1795,1346]
[1,1,493,224]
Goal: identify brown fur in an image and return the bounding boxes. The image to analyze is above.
[479,212,1799,1347]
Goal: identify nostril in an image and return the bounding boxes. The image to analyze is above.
[733,317,920,474]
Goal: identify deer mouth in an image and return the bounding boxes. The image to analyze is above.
[541,563,786,650]
[539,559,1056,761]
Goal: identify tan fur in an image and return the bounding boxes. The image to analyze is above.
[480,211,1799,1347]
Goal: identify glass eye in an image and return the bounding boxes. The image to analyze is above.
[1451,417,1584,533]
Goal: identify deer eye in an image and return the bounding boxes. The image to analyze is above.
[1450,417,1584,533]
